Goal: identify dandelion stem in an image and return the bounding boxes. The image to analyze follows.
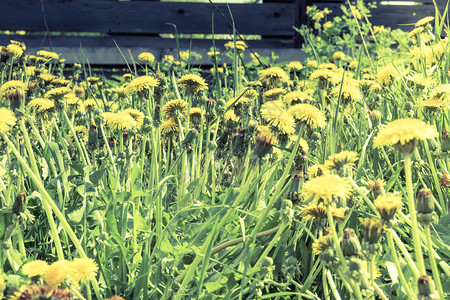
[404,154,426,275]
[387,230,415,299]
[425,224,444,299]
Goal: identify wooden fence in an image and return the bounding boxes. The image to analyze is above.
[0,0,447,67]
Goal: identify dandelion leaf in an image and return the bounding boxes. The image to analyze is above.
[435,214,450,247]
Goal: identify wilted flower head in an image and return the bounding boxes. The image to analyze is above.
[254,131,277,158]
[360,218,384,244]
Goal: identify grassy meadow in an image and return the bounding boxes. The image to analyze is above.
[0,1,449,299]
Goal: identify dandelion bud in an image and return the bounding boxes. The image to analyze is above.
[88,124,98,148]
[342,228,361,257]
[286,172,302,203]
[441,128,450,152]
[368,179,385,200]
[404,101,414,111]
[12,191,26,215]
[360,218,384,245]
[182,126,199,150]
[232,128,247,157]
[440,173,450,188]
[417,188,438,225]
[346,257,364,282]
[108,137,116,148]
[254,131,276,159]
[368,110,381,127]
[153,105,161,127]
[418,275,439,300]
[374,193,402,224]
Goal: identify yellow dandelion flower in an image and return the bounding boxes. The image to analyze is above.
[138,52,155,63]
[301,203,346,222]
[415,16,434,27]
[84,98,101,111]
[263,88,287,100]
[0,80,26,101]
[104,111,137,131]
[105,297,126,300]
[6,43,23,58]
[373,118,438,153]
[333,51,346,61]
[377,65,398,86]
[21,260,49,277]
[241,88,258,99]
[288,104,326,129]
[69,257,98,284]
[312,11,324,21]
[37,50,59,60]
[259,67,289,87]
[189,107,205,125]
[323,21,333,30]
[207,51,220,57]
[303,174,352,205]
[284,90,314,105]
[421,98,448,111]
[260,101,295,136]
[65,93,84,111]
[349,5,361,19]
[407,73,435,89]
[26,66,37,77]
[429,84,450,99]
[177,74,207,96]
[87,76,100,84]
[0,108,17,134]
[28,98,48,110]
[123,108,145,129]
[408,27,424,38]
[224,109,240,123]
[324,150,359,173]
[162,99,188,121]
[37,99,55,114]
[309,69,337,87]
[125,75,159,95]
[40,73,56,84]
[307,60,318,68]
[44,260,69,287]
[373,25,389,34]
[224,40,247,52]
[44,87,71,100]
[308,164,329,178]
[349,60,359,69]
[312,234,334,255]
[160,118,180,139]
[331,84,362,105]
[287,61,303,72]
[374,193,403,222]
[67,125,88,146]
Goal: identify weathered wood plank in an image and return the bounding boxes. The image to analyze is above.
[0,0,296,36]
[0,34,305,66]
[315,2,446,29]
